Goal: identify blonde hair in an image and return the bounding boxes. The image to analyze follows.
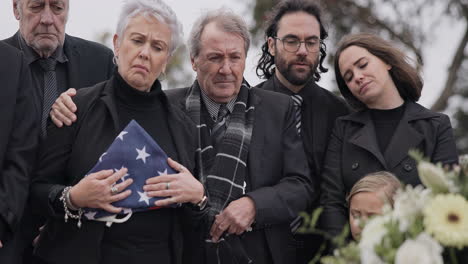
[347,171,402,206]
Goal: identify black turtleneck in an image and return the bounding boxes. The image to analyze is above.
[100,72,177,263]
[369,102,406,153]
[114,72,178,160]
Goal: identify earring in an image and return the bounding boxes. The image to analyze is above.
[112,55,119,65]
[159,71,166,81]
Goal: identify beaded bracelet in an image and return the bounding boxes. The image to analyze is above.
[59,186,83,228]
[65,187,79,211]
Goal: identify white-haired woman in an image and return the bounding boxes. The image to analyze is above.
[31,1,204,263]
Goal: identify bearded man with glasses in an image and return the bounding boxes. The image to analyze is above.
[255,0,350,263]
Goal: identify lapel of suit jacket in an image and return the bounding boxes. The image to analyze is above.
[383,102,435,169]
[99,77,120,132]
[307,82,328,170]
[247,89,264,187]
[7,32,22,49]
[257,77,321,172]
[257,78,273,91]
[344,111,388,168]
[164,94,196,170]
[63,35,81,88]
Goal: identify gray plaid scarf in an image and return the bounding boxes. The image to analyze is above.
[186,80,254,215]
[185,80,255,263]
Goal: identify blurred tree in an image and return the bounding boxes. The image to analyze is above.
[163,45,194,90]
[250,0,468,153]
[450,60,468,154]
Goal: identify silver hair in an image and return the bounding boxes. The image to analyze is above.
[116,0,183,56]
[188,8,251,58]
[15,0,22,15]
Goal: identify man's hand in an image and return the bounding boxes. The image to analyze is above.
[50,88,77,127]
[33,225,45,247]
[209,197,256,242]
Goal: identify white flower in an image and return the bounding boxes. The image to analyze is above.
[424,194,468,248]
[395,233,443,264]
[392,185,432,232]
[459,154,468,173]
[360,247,384,264]
[418,161,451,194]
[359,215,389,250]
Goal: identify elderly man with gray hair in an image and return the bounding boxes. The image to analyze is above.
[4,0,114,137]
[3,0,114,263]
[165,8,314,264]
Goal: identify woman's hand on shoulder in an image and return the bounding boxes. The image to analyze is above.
[69,168,133,213]
[144,158,204,207]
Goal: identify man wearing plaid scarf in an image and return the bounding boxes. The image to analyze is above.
[167,8,314,264]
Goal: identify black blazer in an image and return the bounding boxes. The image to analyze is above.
[0,42,39,241]
[320,101,459,236]
[258,78,350,264]
[3,32,114,100]
[2,32,114,262]
[166,87,314,264]
[30,78,197,264]
[258,78,350,202]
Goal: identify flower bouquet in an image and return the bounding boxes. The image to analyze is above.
[320,152,468,264]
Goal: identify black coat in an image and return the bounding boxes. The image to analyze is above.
[30,78,197,264]
[320,101,459,236]
[0,42,39,243]
[166,87,314,264]
[3,32,115,263]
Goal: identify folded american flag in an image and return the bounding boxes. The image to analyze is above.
[82,120,176,222]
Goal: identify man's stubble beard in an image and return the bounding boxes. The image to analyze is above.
[274,48,319,86]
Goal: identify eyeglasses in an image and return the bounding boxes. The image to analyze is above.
[274,37,321,53]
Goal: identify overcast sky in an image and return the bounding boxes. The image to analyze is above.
[0,0,465,109]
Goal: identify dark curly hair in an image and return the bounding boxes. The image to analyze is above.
[334,33,422,111]
[256,0,328,81]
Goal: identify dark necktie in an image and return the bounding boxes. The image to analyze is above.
[291,94,303,135]
[290,94,304,233]
[38,58,58,137]
[211,104,229,150]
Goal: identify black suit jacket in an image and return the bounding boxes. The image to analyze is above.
[166,87,314,264]
[0,42,39,242]
[2,32,114,263]
[3,32,114,109]
[30,78,197,264]
[258,78,350,205]
[258,78,350,263]
[320,101,459,236]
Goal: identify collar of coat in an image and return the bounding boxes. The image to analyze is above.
[74,75,177,133]
[173,78,262,110]
[339,101,441,170]
[341,101,439,124]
